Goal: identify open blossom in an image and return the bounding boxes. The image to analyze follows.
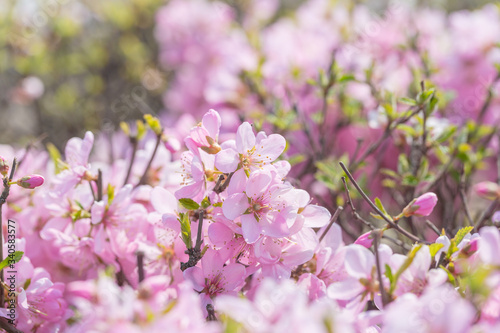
[402,192,438,217]
[183,249,246,308]
[222,169,297,243]
[215,122,286,174]
[185,109,222,154]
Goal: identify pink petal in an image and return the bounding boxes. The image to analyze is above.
[236,122,256,153]
[223,193,249,220]
[327,278,365,300]
[345,244,375,279]
[208,222,234,246]
[221,263,246,291]
[241,214,262,243]
[302,205,331,228]
[227,169,247,195]
[480,226,500,265]
[151,187,177,214]
[215,148,239,173]
[202,109,221,140]
[202,249,223,279]
[261,213,290,238]
[255,134,286,162]
[183,267,205,292]
[91,201,106,225]
[246,171,271,199]
[175,182,204,200]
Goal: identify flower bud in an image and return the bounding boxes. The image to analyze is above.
[0,156,9,177]
[402,192,438,217]
[15,175,44,189]
[354,231,374,248]
[474,181,500,200]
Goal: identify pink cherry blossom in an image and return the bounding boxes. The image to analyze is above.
[215,122,286,174]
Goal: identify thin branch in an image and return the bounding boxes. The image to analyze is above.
[0,318,23,333]
[319,206,344,242]
[0,158,17,308]
[473,200,499,232]
[123,137,138,186]
[341,176,375,230]
[137,133,162,187]
[339,162,428,244]
[137,251,145,284]
[195,210,205,251]
[425,219,441,237]
[373,232,390,306]
[97,169,103,202]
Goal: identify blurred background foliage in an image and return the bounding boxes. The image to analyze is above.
[0,0,496,149]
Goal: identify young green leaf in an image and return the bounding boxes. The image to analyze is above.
[0,251,24,270]
[179,198,200,210]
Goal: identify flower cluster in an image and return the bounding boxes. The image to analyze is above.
[0,108,499,332]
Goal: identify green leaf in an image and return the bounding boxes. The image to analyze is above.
[390,244,422,293]
[0,251,24,270]
[201,196,211,209]
[178,213,192,249]
[453,226,474,245]
[402,174,419,187]
[144,114,163,136]
[397,154,410,174]
[385,264,394,285]
[399,97,417,106]
[107,184,115,206]
[375,198,389,216]
[46,143,67,174]
[429,243,444,257]
[338,74,355,83]
[179,198,200,210]
[397,124,417,137]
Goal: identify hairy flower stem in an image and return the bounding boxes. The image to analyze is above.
[123,137,138,186]
[339,162,429,244]
[319,206,343,242]
[0,159,17,308]
[137,133,162,187]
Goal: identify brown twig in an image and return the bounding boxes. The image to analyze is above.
[0,158,17,308]
[0,318,23,333]
[137,133,162,187]
[319,206,344,242]
[373,232,390,306]
[137,251,145,284]
[339,162,428,244]
[123,137,138,186]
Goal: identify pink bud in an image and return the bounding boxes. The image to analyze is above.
[474,181,500,200]
[15,175,44,189]
[402,192,438,217]
[0,156,8,177]
[354,231,374,248]
[467,238,479,254]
